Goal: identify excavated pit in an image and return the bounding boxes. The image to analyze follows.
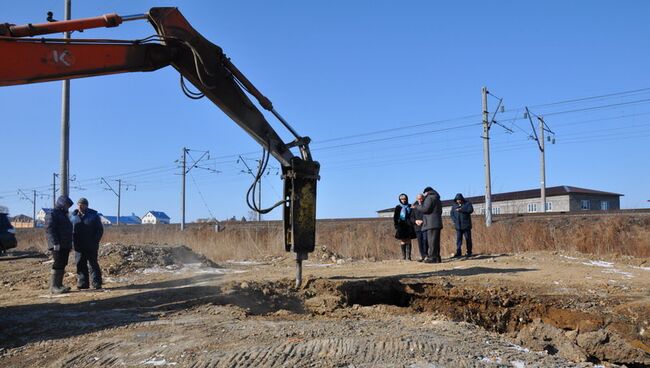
[292,277,650,367]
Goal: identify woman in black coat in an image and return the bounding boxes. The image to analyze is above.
[393,193,416,260]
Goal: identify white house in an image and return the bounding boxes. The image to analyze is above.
[142,211,171,224]
[36,208,53,225]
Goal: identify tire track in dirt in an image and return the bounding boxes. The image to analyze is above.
[38,315,598,368]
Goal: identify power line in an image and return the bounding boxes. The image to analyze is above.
[528,87,650,109]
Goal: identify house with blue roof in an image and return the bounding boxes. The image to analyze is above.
[142,211,171,224]
[99,213,141,226]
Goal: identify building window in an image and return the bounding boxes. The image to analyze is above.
[600,201,609,210]
[492,207,501,215]
[527,203,538,213]
[580,200,591,210]
[545,202,552,211]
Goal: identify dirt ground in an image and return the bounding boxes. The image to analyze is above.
[0,244,648,367]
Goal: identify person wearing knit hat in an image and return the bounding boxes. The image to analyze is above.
[450,193,474,258]
[45,195,74,293]
[71,197,104,290]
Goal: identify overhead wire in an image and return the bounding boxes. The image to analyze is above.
[4,86,650,210]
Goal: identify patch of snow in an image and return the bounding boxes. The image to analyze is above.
[141,358,177,366]
[104,276,130,283]
[510,361,526,368]
[479,355,502,364]
[603,269,634,278]
[632,266,650,271]
[507,343,530,353]
[141,263,228,275]
[582,260,613,268]
[226,260,263,265]
[559,255,579,260]
[39,293,70,298]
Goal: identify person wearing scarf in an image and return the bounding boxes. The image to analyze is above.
[393,193,416,260]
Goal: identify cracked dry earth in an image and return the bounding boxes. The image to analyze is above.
[0,245,648,367]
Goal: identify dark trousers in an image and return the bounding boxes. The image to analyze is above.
[416,230,428,259]
[52,249,70,271]
[75,248,102,286]
[426,228,441,260]
[455,229,473,255]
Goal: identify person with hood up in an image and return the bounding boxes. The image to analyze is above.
[71,197,104,289]
[46,195,74,294]
[393,193,416,260]
[412,187,443,263]
[450,193,474,258]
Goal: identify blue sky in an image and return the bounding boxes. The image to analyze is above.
[1,1,649,221]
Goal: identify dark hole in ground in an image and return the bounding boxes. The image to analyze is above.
[338,278,411,307]
[313,277,649,367]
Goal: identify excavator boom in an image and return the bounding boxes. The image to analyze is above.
[0,7,319,286]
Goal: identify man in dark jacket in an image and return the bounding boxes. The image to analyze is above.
[450,193,474,258]
[71,197,104,289]
[46,195,74,294]
[412,187,443,263]
[412,194,428,261]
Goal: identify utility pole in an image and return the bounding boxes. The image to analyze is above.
[101,177,123,225]
[117,179,121,224]
[18,189,37,228]
[537,116,546,212]
[181,147,187,231]
[257,159,262,222]
[60,0,71,197]
[32,190,36,227]
[238,156,262,221]
[52,173,59,207]
[525,107,555,213]
[179,148,211,230]
[481,87,492,226]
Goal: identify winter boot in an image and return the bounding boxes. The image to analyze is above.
[50,270,70,294]
[91,280,102,290]
[400,244,407,260]
[77,273,89,290]
[405,244,412,261]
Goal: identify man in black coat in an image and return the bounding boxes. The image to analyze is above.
[412,187,443,263]
[412,194,428,261]
[71,197,104,289]
[46,195,74,294]
[450,193,474,258]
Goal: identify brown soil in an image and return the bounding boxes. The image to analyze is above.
[0,245,648,367]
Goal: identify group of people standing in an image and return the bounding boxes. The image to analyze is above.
[393,187,474,263]
[46,195,104,294]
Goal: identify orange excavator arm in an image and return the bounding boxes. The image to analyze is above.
[0,7,319,286]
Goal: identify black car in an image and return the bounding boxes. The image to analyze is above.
[0,206,17,254]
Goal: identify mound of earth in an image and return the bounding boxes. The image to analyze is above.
[99,243,219,275]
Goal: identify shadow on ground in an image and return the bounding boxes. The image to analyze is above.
[328,265,536,281]
[0,272,304,349]
[0,250,47,261]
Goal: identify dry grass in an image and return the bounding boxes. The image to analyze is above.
[14,213,650,262]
